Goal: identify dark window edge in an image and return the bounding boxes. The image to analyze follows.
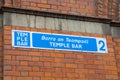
[110,21,120,27]
[1,6,113,24]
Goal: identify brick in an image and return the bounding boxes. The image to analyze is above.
[32,67,40,71]
[77,54,84,59]
[33,77,41,80]
[55,58,74,63]
[106,75,118,79]
[114,39,120,43]
[16,66,31,71]
[68,3,79,8]
[4,45,12,49]
[58,6,70,11]
[55,68,62,72]
[28,62,43,66]
[21,1,30,6]
[4,35,11,39]
[41,67,54,72]
[69,0,76,4]
[85,74,100,79]
[29,0,40,3]
[11,66,16,71]
[94,61,106,65]
[85,55,97,59]
[43,52,50,57]
[30,3,37,7]
[21,72,29,76]
[55,53,64,58]
[28,6,40,10]
[77,64,84,68]
[4,55,12,60]
[29,72,44,77]
[13,0,21,7]
[66,63,77,68]
[20,61,28,66]
[62,78,73,80]
[75,69,88,73]
[4,76,12,80]
[51,5,58,9]
[95,70,106,74]
[4,60,19,65]
[4,26,11,30]
[37,4,51,8]
[44,62,51,67]
[4,30,11,35]
[41,0,47,3]
[5,50,20,55]
[4,71,20,76]
[62,68,74,73]
[32,57,39,61]
[41,78,55,80]
[60,0,69,3]
[17,77,32,80]
[52,72,66,77]
[4,40,12,45]
[16,56,32,61]
[12,56,16,60]
[105,66,117,70]
[52,63,65,67]
[20,51,28,56]
[75,59,86,64]
[77,9,88,13]
[45,72,51,77]
[67,73,79,78]
[29,52,42,57]
[40,57,54,62]
[85,65,98,69]
[115,47,120,51]
[4,66,12,70]
[65,53,76,58]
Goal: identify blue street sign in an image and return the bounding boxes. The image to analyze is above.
[12,30,108,53]
[12,30,31,48]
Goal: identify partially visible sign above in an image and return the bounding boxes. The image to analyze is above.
[12,30,108,53]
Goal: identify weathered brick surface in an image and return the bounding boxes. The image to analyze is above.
[3,0,120,22]
[114,38,120,79]
[0,0,3,8]
[3,26,119,80]
[3,0,96,17]
[0,28,3,80]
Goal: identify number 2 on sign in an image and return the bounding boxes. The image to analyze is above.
[98,40,105,51]
[97,38,107,53]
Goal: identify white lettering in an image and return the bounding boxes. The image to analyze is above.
[17,41,28,46]
[24,37,28,41]
[41,35,56,41]
[50,42,70,48]
[16,37,28,42]
[17,37,20,40]
[66,38,88,44]
[72,44,82,49]
[58,38,64,42]
[16,32,29,46]
[17,32,28,37]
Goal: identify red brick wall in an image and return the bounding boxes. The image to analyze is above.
[97,0,109,18]
[0,0,3,8]
[3,0,120,22]
[3,26,119,80]
[4,0,97,17]
[114,38,120,79]
[0,28,3,80]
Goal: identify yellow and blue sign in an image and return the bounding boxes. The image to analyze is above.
[12,30,108,53]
